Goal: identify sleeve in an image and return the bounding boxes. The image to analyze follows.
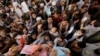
[56,47,71,53]
[32,37,44,44]
[68,35,76,42]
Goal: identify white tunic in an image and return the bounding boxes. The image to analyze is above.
[21,1,29,13]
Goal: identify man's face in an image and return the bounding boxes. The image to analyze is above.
[32,14,36,19]
[5,6,10,11]
[51,27,57,33]
[37,24,42,32]
[61,21,68,26]
[81,7,87,13]
[37,20,41,24]
[47,17,53,24]
[44,36,50,41]
[53,13,58,18]
[72,3,77,8]
[32,34,36,39]
[61,1,65,6]
[25,20,30,24]
[0,30,6,37]
[4,39,10,44]
[23,29,28,34]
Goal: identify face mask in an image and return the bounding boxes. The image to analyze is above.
[74,32,81,37]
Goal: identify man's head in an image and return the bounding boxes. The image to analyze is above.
[36,17,42,24]
[60,1,65,6]
[75,29,86,37]
[81,5,88,13]
[61,20,69,26]
[50,27,57,33]
[47,16,53,24]
[94,48,100,55]
[32,12,37,19]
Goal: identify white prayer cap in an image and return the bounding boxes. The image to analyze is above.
[40,3,44,7]
[82,16,88,22]
[52,1,56,6]
[16,35,21,39]
[36,17,42,21]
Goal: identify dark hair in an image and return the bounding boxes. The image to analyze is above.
[16,30,23,35]
[83,0,87,1]
[78,42,86,48]
[43,32,51,37]
[94,48,100,55]
[5,27,10,33]
[31,12,37,15]
[18,54,26,56]
[81,5,88,9]
[1,13,7,19]
[71,0,78,4]
[80,29,86,34]
[46,0,50,2]
[94,21,100,27]
[73,14,80,21]
[44,33,52,40]
[48,16,53,18]
[22,27,28,34]
[21,14,30,20]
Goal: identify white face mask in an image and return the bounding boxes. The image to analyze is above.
[74,32,81,37]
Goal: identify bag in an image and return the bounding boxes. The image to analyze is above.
[20,45,40,55]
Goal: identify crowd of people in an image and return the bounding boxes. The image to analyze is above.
[0,0,100,56]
